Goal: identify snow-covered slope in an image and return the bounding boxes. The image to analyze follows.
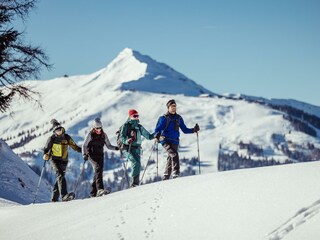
[0,140,51,204]
[0,48,319,198]
[1,161,320,240]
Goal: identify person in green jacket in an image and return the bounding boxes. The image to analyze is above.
[120,109,155,187]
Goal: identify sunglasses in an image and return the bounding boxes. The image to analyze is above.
[132,114,139,118]
[94,127,102,130]
[55,128,63,134]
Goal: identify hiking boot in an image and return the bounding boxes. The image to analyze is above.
[131,175,139,188]
[172,174,179,179]
[162,175,170,181]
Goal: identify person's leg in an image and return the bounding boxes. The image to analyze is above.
[51,160,68,199]
[95,157,104,190]
[170,144,180,177]
[51,181,59,202]
[89,158,104,196]
[128,148,141,187]
[162,143,172,180]
[163,143,179,179]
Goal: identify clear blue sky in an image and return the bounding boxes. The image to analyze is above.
[20,0,320,106]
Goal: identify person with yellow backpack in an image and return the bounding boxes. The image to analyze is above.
[43,119,81,202]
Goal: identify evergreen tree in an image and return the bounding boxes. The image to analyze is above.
[0,0,51,112]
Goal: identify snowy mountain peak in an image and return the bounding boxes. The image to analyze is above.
[97,48,215,96]
[116,47,142,60]
[108,47,139,67]
[118,47,134,56]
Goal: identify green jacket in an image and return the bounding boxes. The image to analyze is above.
[120,119,154,147]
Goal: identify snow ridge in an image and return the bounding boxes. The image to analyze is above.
[1,162,320,239]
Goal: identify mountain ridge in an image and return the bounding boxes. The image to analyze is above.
[89,48,215,96]
[0,48,319,199]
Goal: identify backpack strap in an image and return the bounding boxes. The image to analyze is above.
[126,123,131,136]
[162,114,170,133]
[161,113,181,134]
[120,122,140,139]
[127,123,142,134]
[127,124,142,142]
[137,124,142,133]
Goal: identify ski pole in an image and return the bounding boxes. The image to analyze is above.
[70,159,86,199]
[121,143,132,190]
[197,131,201,175]
[156,142,159,178]
[140,141,157,185]
[33,160,47,204]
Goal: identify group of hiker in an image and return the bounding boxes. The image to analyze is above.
[43,99,200,202]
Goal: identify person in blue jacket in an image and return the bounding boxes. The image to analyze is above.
[154,99,200,180]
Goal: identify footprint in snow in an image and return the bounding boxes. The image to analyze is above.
[267,199,320,240]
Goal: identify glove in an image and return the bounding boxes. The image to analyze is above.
[154,132,161,142]
[43,154,50,161]
[127,138,133,144]
[193,123,200,133]
[83,154,89,161]
[115,146,120,151]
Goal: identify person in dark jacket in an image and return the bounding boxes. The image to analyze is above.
[43,119,81,202]
[119,109,155,187]
[154,99,200,180]
[82,118,119,197]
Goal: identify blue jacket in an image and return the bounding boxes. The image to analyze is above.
[154,113,194,145]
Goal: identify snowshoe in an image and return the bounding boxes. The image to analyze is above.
[96,187,111,197]
[62,192,75,201]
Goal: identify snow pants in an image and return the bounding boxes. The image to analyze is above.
[51,159,68,201]
[162,143,179,179]
[89,156,104,197]
[123,146,141,186]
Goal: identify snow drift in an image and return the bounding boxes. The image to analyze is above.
[0,161,320,240]
[0,140,51,204]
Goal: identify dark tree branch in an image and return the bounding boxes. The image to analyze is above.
[0,0,51,112]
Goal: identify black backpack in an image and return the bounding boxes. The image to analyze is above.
[116,124,127,151]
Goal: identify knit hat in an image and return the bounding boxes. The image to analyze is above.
[128,109,139,117]
[92,118,103,129]
[166,99,176,108]
[50,119,62,132]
